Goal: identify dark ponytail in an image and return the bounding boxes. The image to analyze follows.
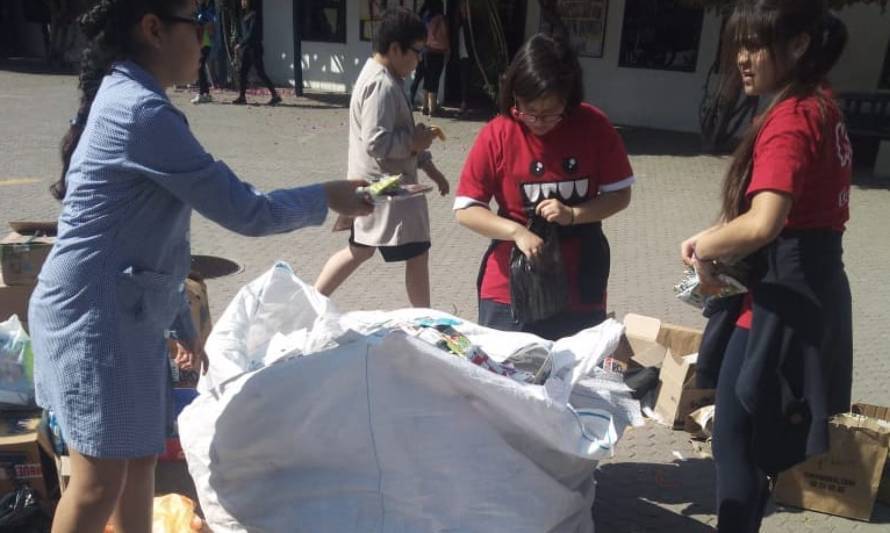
[719,0,848,220]
[52,0,187,201]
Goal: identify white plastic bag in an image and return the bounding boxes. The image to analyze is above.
[0,315,35,407]
[182,263,640,533]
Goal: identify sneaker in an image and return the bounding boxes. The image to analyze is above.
[268,94,282,106]
[191,93,212,104]
[421,106,430,116]
[232,96,247,105]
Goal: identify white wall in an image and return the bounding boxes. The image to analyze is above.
[525,0,722,133]
[525,0,890,133]
[830,4,890,93]
[262,0,890,131]
[264,0,372,93]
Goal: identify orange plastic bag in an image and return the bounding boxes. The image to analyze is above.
[104,494,207,532]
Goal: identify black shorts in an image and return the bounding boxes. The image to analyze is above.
[349,229,430,263]
[422,50,446,92]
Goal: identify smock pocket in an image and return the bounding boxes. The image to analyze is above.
[117,266,181,331]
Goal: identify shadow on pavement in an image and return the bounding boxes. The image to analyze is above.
[594,458,719,532]
[617,127,721,158]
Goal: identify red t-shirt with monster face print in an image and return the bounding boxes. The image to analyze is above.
[455,103,634,310]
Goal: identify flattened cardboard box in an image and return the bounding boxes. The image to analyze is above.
[0,412,57,501]
[774,408,890,521]
[0,232,54,287]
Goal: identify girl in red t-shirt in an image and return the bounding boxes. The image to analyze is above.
[454,33,634,340]
[680,1,852,531]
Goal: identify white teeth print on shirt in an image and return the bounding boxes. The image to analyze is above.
[521,178,591,205]
[574,179,588,198]
[523,183,542,203]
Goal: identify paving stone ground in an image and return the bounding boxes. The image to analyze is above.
[2,65,889,531]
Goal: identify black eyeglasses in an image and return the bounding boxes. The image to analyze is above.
[158,13,203,40]
[409,45,424,56]
[159,13,201,26]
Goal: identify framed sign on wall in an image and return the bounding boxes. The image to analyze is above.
[540,0,609,58]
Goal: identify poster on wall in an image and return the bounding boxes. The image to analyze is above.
[540,0,609,58]
[618,0,704,73]
[360,0,419,42]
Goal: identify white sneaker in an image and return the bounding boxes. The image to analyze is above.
[191,93,212,104]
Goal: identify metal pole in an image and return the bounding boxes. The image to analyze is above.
[292,0,304,96]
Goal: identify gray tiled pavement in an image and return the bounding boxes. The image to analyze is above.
[1,66,889,531]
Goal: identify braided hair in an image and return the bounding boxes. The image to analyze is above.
[52,0,186,200]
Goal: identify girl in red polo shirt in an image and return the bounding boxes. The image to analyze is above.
[680,1,852,531]
[454,33,633,340]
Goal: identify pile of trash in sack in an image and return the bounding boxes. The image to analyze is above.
[180,263,645,533]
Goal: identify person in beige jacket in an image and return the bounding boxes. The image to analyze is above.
[315,7,449,307]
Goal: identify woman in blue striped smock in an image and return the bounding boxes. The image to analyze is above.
[27,1,372,531]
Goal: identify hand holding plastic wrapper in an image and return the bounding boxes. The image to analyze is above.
[674,266,747,309]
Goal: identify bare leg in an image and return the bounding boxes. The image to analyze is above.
[109,455,157,533]
[405,251,430,308]
[426,91,438,116]
[314,244,375,297]
[51,449,127,533]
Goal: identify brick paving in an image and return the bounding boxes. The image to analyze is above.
[2,66,889,531]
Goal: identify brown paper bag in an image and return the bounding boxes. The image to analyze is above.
[773,413,890,521]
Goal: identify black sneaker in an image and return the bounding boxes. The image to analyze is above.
[268,94,282,106]
[232,96,247,105]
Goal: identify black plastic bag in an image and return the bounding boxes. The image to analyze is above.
[0,486,50,532]
[509,216,568,324]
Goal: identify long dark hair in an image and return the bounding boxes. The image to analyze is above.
[52,0,186,201]
[498,33,583,118]
[720,0,847,220]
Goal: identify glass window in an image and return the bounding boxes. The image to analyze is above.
[301,0,346,43]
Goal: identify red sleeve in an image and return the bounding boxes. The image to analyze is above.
[593,115,634,192]
[748,103,819,201]
[456,122,499,206]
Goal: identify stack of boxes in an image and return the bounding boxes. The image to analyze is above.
[0,222,58,503]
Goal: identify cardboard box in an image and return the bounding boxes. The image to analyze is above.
[606,314,713,428]
[655,351,716,429]
[0,412,57,501]
[0,232,54,287]
[774,408,890,521]
[168,277,212,388]
[0,282,35,333]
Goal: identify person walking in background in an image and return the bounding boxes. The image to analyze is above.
[31,1,371,530]
[456,0,472,116]
[192,0,216,104]
[409,0,448,116]
[315,8,449,308]
[681,1,852,530]
[232,0,280,105]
